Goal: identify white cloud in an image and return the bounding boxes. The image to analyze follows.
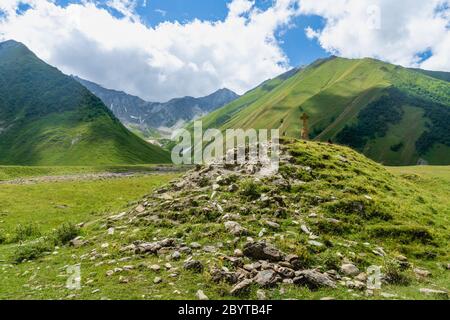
[299,0,450,71]
[0,0,299,101]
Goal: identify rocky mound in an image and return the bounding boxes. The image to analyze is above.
[78,140,448,299]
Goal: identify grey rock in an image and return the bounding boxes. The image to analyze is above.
[196,290,209,300]
[243,241,284,262]
[224,221,249,236]
[183,260,204,273]
[254,270,281,288]
[210,267,239,284]
[340,263,360,276]
[293,270,336,289]
[230,279,253,296]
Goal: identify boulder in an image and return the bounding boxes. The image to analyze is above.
[340,263,360,276]
[224,221,249,236]
[230,279,253,296]
[254,270,281,288]
[293,270,336,289]
[183,260,204,273]
[243,241,284,262]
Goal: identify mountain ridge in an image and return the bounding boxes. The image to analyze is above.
[0,40,170,165]
[198,56,450,165]
[73,76,239,135]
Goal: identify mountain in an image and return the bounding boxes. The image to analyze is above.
[73,76,239,134]
[199,57,450,165]
[0,40,170,165]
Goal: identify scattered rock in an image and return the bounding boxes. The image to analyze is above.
[413,268,431,278]
[341,263,360,276]
[234,249,243,257]
[230,279,253,296]
[265,221,280,229]
[293,270,336,289]
[171,251,181,260]
[224,221,249,236]
[256,289,267,300]
[183,260,204,273]
[243,241,284,262]
[153,277,162,284]
[254,270,281,288]
[149,264,161,272]
[308,240,323,247]
[419,288,448,298]
[210,267,239,284]
[196,290,209,300]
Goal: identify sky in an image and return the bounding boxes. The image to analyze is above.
[0,0,449,102]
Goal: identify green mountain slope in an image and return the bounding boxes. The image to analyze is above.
[0,40,170,165]
[200,57,450,165]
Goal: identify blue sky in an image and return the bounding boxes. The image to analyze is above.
[1,0,448,101]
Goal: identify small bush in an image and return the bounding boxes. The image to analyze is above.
[0,230,6,244]
[12,239,52,263]
[369,225,433,244]
[240,180,262,200]
[320,251,341,270]
[51,223,80,245]
[383,260,411,285]
[11,223,41,243]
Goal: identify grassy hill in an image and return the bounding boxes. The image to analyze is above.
[200,57,450,165]
[0,40,170,165]
[0,141,448,300]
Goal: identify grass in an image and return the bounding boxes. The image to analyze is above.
[0,142,448,300]
[0,164,177,181]
[0,41,171,166]
[198,57,450,165]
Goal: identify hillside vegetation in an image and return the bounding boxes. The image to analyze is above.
[0,40,170,165]
[200,57,450,165]
[1,141,448,300]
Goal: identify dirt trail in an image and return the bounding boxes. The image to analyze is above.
[0,166,188,185]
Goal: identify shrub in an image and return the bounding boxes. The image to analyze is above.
[51,223,80,245]
[383,260,411,285]
[12,239,52,263]
[369,225,433,244]
[0,230,6,244]
[240,180,262,200]
[11,223,41,243]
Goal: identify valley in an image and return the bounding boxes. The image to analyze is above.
[0,141,448,300]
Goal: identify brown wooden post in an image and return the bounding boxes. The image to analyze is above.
[301,113,309,140]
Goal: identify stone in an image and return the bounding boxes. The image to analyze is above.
[149,264,161,272]
[265,221,280,229]
[224,221,249,236]
[153,277,162,284]
[183,260,204,273]
[254,270,281,288]
[196,290,209,300]
[190,242,202,249]
[171,251,181,260]
[69,236,86,248]
[308,240,323,247]
[234,249,243,257]
[293,270,336,289]
[228,184,238,192]
[277,267,295,279]
[230,279,253,296]
[413,268,431,278]
[106,270,114,277]
[355,273,368,282]
[135,204,145,213]
[341,263,360,276]
[256,289,267,300]
[419,288,448,298]
[210,267,239,284]
[243,241,284,262]
[107,228,115,235]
